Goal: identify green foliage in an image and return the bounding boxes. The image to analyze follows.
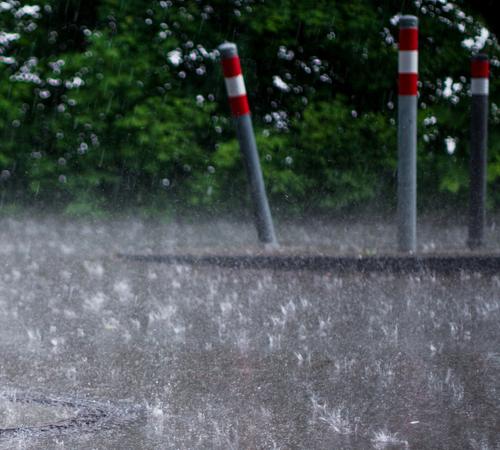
[0,0,498,214]
[292,99,397,209]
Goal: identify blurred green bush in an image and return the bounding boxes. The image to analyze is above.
[0,0,499,216]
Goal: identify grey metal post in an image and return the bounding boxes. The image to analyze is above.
[468,54,489,249]
[219,42,277,245]
[397,16,419,253]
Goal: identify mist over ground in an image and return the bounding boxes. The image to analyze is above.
[0,216,498,448]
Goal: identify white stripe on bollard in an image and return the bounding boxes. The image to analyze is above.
[398,51,418,73]
[471,78,489,95]
[224,75,247,97]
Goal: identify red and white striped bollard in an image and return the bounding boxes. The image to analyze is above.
[397,15,418,253]
[219,42,277,245]
[468,54,489,249]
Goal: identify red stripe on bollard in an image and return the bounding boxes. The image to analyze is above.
[399,73,418,96]
[471,59,490,78]
[222,56,242,78]
[399,27,418,50]
[229,95,250,116]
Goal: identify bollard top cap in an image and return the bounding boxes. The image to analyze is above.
[472,53,489,61]
[218,42,238,59]
[399,15,418,28]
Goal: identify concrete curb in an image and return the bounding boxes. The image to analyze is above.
[117,253,500,274]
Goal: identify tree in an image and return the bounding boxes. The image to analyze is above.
[0,0,498,214]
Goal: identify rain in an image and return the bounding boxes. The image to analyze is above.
[0,1,499,449]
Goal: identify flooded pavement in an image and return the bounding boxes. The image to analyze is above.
[0,216,499,449]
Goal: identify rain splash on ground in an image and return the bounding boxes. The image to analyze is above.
[0,214,499,448]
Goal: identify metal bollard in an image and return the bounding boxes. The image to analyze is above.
[468,54,490,249]
[218,42,277,245]
[397,15,419,253]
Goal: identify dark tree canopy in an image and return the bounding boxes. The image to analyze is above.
[0,0,499,215]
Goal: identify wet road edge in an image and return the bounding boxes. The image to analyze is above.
[116,253,500,274]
